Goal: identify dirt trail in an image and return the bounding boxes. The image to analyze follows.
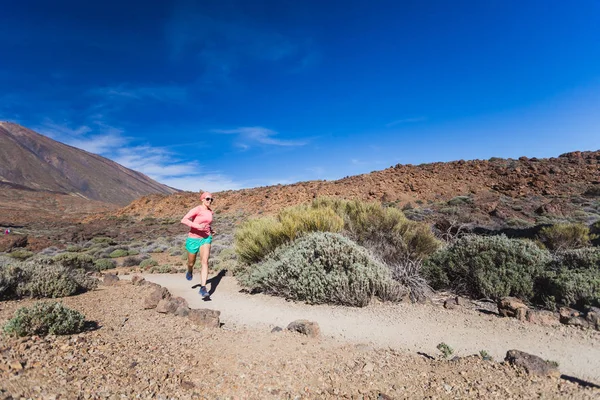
[137,273,600,384]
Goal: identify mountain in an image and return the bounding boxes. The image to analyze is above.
[116,150,600,229]
[0,122,177,206]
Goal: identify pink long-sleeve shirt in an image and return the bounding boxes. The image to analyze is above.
[181,206,213,238]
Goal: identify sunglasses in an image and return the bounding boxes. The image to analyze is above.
[204,197,213,202]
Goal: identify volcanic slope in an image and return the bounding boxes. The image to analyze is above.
[116,150,600,225]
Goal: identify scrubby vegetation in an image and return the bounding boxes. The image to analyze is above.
[3,302,86,337]
[423,235,551,301]
[235,197,440,266]
[537,223,596,251]
[0,258,98,300]
[94,258,116,271]
[238,232,406,307]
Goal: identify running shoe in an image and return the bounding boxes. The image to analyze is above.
[199,286,210,298]
[185,271,193,281]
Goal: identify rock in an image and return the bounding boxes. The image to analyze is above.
[443,298,456,309]
[586,307,600,331]
[143,286,171,309]
[0,234,28,252]
[9,360,23,371]
[455,296,466,306]
[102,274,119,286]
[174,306,190,317]
[131,275,146,286]
[525,310,559,326]
[559,307,588,327]
[362,362,374,372]
[271,326,283,333]
[505,350,560,377]
[498,297,528,320]
[188,309,220,328]
[172,296,189,309]
[286,319,320,338]
[378,394,394,400]
[156,299,179,314]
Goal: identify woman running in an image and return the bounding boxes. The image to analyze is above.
[181,192,214,298]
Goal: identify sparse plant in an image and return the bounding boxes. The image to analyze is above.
[389,257,432,302]
[3,302,85,337]
[437,342,454,359]
[479,350,493,361]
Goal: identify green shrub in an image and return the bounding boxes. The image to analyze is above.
[109,249,129,258]
[140,258,158,269]
[235,197,440,266]
[547,248,600,271]
[238,232,406,307]
[91,236,116,245]
[537,223,596,251]
[437,343,454,359]
[52,253,95,271]
[535,269,600,310]
[66,245,82,252]
[1,258,98,300]
[8,250,34,260]
[447,196,472,206]
[127,249,140,256]
[3,302,85,337]
[423,235,551,301]
[94,258,116,271]
[17,259,98,298]
[122,256,142,267]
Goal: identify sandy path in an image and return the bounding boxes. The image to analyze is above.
[136,273,600,384]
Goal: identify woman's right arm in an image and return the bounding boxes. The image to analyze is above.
[181,208,205,230]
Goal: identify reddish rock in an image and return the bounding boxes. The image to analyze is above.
[143,286,171,310]
[131,275,146,286]
[286,319,320,338]
[188,309,220,328]
[156,299,179,314]
[102,274,119,286]
[525,310,559,326]
[498,297,528,321]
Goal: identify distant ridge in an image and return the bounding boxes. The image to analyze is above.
[0,122,177,206]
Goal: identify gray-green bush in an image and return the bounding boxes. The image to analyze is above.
[423,235,551,301]
[3,302,86,336]
[238,232,406,307]
[53,253,95,271]
[94,258,116,271]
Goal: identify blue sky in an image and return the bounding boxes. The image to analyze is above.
[1,1,599,192]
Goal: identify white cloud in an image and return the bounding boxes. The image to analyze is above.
[213,126,307,147]
[90,84,187,103]
[385,117,426,127]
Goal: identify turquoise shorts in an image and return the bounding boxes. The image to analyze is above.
[185,236,212,254]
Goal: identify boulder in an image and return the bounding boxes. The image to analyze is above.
[102,274,119,286]
[286,319,320,338]
[443,298,457,310]
[498,297,528,321]
[174,306,190,317]
[188,309,220,328]
[559,307,589,328]
[156,299,179,314]
[586,307,600,331]
[525,310,560,326]
[131,275,146,286]
[505,350,560,377]
[143,286,171,309]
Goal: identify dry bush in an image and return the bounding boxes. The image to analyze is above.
[389,257,433,302]
[537,223,596,251]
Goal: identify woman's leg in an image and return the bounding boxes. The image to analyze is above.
[199,243,211,287]
[187,252,197,274]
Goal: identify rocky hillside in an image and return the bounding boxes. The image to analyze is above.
[0,122,177,206]
[116,150,600,228]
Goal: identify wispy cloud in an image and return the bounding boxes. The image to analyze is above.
[212,126,307,147]
[90,84,187,103]
[34,118,246,192]
[385,117,427,127]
